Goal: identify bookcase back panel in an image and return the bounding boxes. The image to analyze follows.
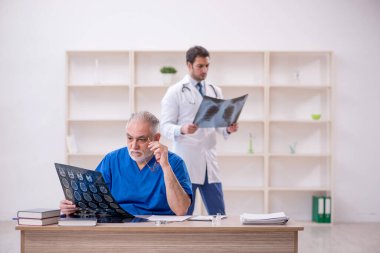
[216,122,264,154]
[135,88,167,117]
[207,52,264,85]
[270,88,330,120]
[135,52,186,85]
[69,87,130,120]
[269,123,329,154]
[68,156,103,170]
[225,191,264,216]
[270,53,329,85]
[70,122,126,153]
[219,157,264,188]
[270,191,328,221]
[269,157,330,188]
[223,87,264,121]
[69,53,130,85]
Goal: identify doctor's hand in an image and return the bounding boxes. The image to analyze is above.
[60,199,78,215]
[227,123,239,134]
[181,124,199,134]
[148,141,169,167]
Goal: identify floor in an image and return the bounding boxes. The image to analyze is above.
[1,221,380,253]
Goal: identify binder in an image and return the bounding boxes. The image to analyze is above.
[312,196,324,223]
[324,196,331,223]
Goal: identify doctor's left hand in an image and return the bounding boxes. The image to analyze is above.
[227,123,239,134]
[148,141,169,167]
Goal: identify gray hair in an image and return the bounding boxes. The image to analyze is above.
[126,111,160,134]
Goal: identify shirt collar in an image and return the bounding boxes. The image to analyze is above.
[187,75,205,87]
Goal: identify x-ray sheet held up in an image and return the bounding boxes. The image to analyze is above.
[193,94,248,128]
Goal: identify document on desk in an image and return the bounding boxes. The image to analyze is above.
[148,215,191,222]
[240,212,289,225]
[188,215,227,221]
[193,94,248,128]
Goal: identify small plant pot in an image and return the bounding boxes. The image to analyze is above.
[162,73,174,85]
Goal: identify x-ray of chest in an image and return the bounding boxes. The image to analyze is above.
[193,94,248,128]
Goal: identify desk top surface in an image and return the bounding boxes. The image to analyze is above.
[16,217,304,232]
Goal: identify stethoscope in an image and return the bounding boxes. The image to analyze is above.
[181,83,218,104]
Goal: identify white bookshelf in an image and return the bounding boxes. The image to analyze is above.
[66,50,333,222]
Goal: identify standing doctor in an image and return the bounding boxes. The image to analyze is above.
[160,46,238,215]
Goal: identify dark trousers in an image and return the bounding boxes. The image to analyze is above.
[187,172,226,215]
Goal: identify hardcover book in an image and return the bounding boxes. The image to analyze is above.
[17,208,61,219]
[18,216,59,226]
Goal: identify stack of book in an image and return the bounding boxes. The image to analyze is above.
[240,212,289,225]
[17,208,60,226]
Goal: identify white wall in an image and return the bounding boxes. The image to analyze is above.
[1,0,379,222]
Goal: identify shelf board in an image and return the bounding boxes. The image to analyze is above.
[224,187,264,191]
[269,51,332,54]
[269,120,331,124]
[67,153,106,157]
[68,119,127,123]
[269,85,331,89]
[219,84,264,88]
[218,152,264,157]
[238,119,265,124]
[68,84,130,88]
[269,187,331,192]
[269,153,331,158]
[67,51,130,55]
[134,84,265,89]
[134,84,169,88]
[296,221,332,227]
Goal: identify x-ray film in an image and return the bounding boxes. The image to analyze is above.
[55,163,134,219]
[193,94,248,128]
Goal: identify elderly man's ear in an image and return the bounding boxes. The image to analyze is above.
[154,133,161,142]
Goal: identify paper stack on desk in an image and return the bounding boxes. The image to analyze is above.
[240,212,289,225]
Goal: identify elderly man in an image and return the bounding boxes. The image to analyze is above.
[60,111,192,216]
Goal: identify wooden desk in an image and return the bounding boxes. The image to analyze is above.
[16,217,303,253]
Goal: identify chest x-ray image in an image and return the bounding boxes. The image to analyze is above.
[193,94,248,128]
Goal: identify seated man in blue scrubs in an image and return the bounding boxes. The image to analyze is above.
[60,111,192,216]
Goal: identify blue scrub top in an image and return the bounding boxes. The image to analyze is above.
[96,147,193,215]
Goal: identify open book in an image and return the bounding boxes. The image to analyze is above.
[240,212,289,225]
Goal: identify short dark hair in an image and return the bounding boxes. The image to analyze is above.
[186,46,210,64]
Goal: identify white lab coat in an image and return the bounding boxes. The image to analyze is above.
[160,75,229,184]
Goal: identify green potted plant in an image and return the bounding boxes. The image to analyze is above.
[160,66,177,74]
[160,66,177,85]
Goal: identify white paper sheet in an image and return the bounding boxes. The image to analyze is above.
[188,215,227,221]
[148,215,191,222]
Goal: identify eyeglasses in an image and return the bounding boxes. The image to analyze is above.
[145,137,160,172]
[145,157,160,173]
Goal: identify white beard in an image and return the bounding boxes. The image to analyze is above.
[129,149,154,164]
